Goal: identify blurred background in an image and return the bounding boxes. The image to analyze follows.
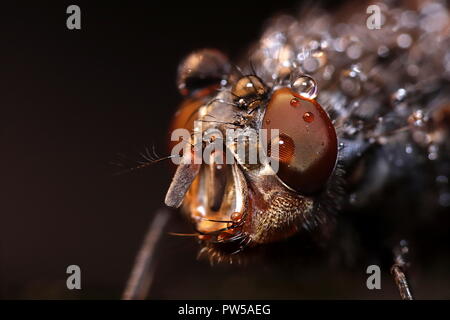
[1,0,449,299]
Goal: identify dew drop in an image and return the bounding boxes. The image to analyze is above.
[340,67,362,97]
[291,75,318,99]
[303,57,319,73]
[408,109,426,127]
[290,98,301,107]
[397,33,413,49]
[428,144,439,160]
[230,212,242,223]
[346,42,363,60]
[405,144,413,154]
[303,111,314,123]
[391,88,408,104]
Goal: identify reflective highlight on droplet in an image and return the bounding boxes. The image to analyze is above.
[291,75,318,99]
[303,111,315,123]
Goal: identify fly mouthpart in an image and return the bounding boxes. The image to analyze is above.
[185,162,248,235]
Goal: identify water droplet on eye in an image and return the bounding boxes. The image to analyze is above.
[303,111,314,123]
[291,75,318,99]
[290,98,301,107]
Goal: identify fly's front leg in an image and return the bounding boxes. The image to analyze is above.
[122,209,171,300]
[391,240,413,300]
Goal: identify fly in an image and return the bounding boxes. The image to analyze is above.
[124,0,450,300]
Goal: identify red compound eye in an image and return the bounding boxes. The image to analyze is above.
[262,87,338,194]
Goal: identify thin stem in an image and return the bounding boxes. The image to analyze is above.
[391,264,413,300]
[391,240,414,300]
[122,209,170,300]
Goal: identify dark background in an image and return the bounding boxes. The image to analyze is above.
[1,1,448,299]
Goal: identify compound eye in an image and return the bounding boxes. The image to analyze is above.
[231,75,267,107]
[177,49,230,98]
[262,88,337,194]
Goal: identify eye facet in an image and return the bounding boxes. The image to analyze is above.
[231,75,267,108]
[262,87,337,194]
[177,49,230,98]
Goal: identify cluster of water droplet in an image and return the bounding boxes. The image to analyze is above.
[245,0,450,208]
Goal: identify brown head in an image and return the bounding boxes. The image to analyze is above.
[165,49,338,262]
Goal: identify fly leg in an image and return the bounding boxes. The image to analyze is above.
[390,240,413,300]
[122,209,171,300]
